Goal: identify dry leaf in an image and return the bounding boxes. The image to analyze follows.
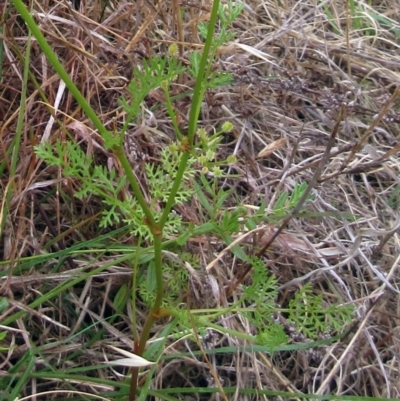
[104,345,156,367]
[257,138,287,158]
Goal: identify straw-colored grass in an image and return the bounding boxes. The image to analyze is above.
[1,0,400,399]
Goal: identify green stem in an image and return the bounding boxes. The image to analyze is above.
[0,10,32,235]
[186,0,220,143]
[131,235,142,345]
[160,0,221,226]
[12,0,114,146]
[137,235,164,354]
[163,83,182,140]
[129,233,164,400]
[111,145,157,229]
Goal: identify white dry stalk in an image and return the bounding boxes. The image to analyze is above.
[315,303,375,395]
[206,226,267,272]
[316,246,400,395]
[104,345,156,367]
[41,80,66,143]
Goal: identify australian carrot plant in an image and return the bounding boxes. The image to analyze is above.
[9,0,356,399]
[12,0,246,398]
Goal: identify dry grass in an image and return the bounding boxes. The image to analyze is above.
[1,0,400,399]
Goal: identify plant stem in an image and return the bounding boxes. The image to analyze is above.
[12,0,115,146]
[129,233,164,400]
[136,234,165,358]
[186,0,220,143]
[160,0,221,226]
[0,9,32,235]
[163,84,183,140]
[129,0,221,398]
[111,145,157,230]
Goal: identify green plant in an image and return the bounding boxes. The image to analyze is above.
[288,282,354,340]
[0,298,10,352]
[35,139,196,241]
[273,181,313,218]
[387,184,400,209]
[10,0,357,400]
[33,121,353,397]
[19,0,244,397]
[241,257,289,348]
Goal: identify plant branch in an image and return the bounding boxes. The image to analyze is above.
[12,0,115,147]
[226,105,345,298]
[160,0,221,226]
[111,145,157,230]
[186,0,221,143]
